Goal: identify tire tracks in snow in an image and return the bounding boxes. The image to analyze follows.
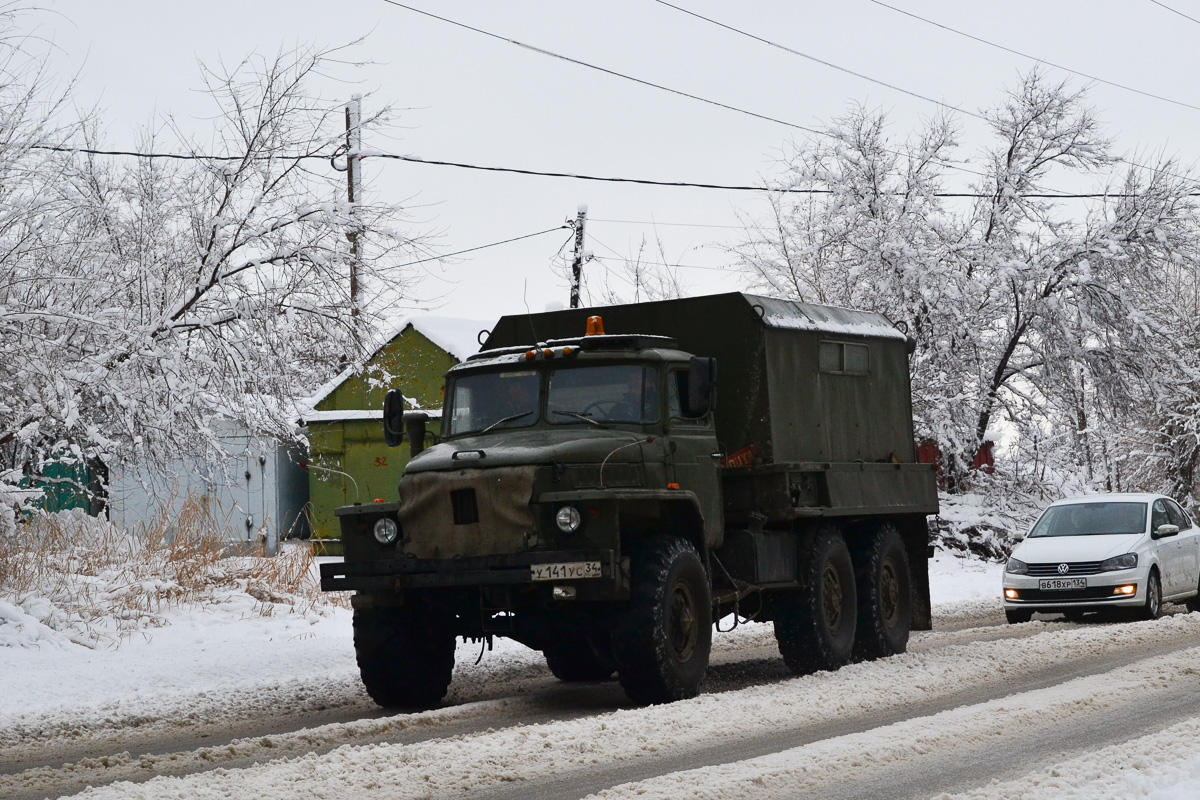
[15,611,1200,800]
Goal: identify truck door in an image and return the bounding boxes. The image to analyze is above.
[666,368,723,545]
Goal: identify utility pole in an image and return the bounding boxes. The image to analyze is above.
[345,94,363,347]
[569,204,588,308]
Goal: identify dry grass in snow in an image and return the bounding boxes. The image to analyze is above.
[0,500,346,649]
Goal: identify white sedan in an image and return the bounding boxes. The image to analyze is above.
[1002,493,1200,623]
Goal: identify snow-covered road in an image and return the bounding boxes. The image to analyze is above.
[7,556,1200,799]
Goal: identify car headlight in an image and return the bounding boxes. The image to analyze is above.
[1006,557,1029,575]
[1100,553,1138,571]
[555,506,582,533]
[373,517,399,545]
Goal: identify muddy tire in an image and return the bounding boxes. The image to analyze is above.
[851,524,912,661]
[1139,570,1163,621]
[613,536,712,704]
[1005,608,1033,624]
[353,601,456,710]
[544,629,616,682]
[775,527,857,674]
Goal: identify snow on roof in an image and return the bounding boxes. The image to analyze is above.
[302,315,490,410]
[746,294,907,340]
[407,316,490,361]
[1049,493,1163,506]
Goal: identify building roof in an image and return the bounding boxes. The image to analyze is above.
[302,315,489,411]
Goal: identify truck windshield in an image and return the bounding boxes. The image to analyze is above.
[548,365,659,425]
[444,369,539,437]
[1028,502,1147,537]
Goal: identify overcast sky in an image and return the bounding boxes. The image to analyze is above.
[37,0,1200,326]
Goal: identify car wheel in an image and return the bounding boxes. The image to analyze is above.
[1140,570,1163,621]
[775,527,858,674]
[613,536,712,704]
[1005,608,1033,624]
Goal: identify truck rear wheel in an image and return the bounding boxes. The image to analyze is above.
[852,523,912,661]
[353,601,456,710]
[775,527,857,674]
[613,536,712,704]
[543,629,616,682]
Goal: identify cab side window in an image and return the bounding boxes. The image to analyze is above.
[668,371,684,419]
[1152,499,1170,531]
[1165,500,1192,531]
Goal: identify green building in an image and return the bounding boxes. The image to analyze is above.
[300,316,486,554]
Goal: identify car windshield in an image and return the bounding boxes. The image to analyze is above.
[1028,502,1147,537]
[548,365,660,425]
[444,369,539,437]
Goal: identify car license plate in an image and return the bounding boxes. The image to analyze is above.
[1039,578,1087,590]
[530,561,602,581]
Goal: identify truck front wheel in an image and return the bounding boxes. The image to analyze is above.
[613,536,712,704]
[852,523,912,661]
[353,600,456,710]
[775,528,857,674]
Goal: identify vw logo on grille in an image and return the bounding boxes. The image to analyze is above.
[1057,563,1070,575]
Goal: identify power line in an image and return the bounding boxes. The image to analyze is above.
[378,152,812,191]
[375,0,990,181]
[32,143,1185,198]
[869,0,1200,113]
[591,218,746,229]
[1148,0,1200,26]
[651,0,985,122]
[396,225,569,267]
[592,254,733,273]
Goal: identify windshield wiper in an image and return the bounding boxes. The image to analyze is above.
[478,411,533,435]
[552,410,606,427]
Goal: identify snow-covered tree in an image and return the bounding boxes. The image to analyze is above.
[734,71,1200,498]
[0,32,422,520]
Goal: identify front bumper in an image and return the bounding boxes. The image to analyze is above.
[320,548,620,593]
[1002,567,1145,610]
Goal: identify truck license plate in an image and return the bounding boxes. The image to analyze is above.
[1039,578,1087,590]
[530,561,602,581]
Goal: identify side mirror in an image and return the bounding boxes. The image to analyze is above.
[404,412,431,458]
[685,356,717,418]
[1153,524,1180,539]
[383,389,405,447]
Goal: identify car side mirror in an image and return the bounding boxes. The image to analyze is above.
[383,389,405,447]
[1153,524,1180,539]
[685,357,717,418]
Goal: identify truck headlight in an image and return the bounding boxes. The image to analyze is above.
[373,517,399,545]
[1006,557,1029,575]
[555,506,582,533]
[1100,553,1138,571]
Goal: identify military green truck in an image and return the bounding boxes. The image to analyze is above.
[321,293,938,708]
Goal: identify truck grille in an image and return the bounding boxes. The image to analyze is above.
[450,489,479,525]
[1027,561,1105,576]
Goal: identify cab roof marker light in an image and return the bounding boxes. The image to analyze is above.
[586,316,605,336]
[525,350,536,360]
[543,348,554,358]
